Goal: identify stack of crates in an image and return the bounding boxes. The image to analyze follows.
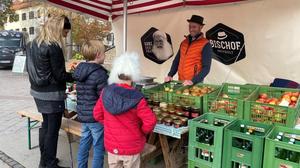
[222,119,273,168]
[203,83,258,119]
[244,86,300,128]
[171,83,220,109]
[188,113,236,168]
[141,81,182,102]
[264,126,300,168]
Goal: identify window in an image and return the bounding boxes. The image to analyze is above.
[16,29,19,31]
[29,11,34,19]
[29,27,34,35]
[22,13,26,20]
[22,28,27,32]
[15,14,19,22]
[37,10,41,18]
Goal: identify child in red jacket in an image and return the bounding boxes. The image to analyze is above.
[93,52,157,168]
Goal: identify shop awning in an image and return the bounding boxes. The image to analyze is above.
[47,0,246,21]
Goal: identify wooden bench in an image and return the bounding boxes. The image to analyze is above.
[17,110,157,166]
[17,110,82,149]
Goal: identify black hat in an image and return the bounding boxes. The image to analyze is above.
[63,16,71,30]
[187,15,205,25]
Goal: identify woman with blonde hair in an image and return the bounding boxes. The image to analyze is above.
[26,15,73,168]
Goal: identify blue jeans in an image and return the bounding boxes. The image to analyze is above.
[78,122,104,168]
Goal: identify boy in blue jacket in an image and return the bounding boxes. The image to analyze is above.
[72,40,108,168]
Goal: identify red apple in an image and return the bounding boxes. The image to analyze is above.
[259,93,268,99]
[292,92,300,98]
[291,96,298,102]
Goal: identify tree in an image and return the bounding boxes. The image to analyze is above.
[45,5,112,46]
[0,0,18,30]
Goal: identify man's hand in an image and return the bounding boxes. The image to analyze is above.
[164,76,173,83]
[183,80,193,86]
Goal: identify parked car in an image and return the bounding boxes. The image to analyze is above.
[0,30,28,67]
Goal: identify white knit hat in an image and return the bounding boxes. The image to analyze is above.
[108,52,141,84]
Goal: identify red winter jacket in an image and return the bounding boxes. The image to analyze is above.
[93,83,157,155]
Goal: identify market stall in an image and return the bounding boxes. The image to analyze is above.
[39,0,300,168]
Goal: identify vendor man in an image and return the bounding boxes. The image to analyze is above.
[165,15,212,86]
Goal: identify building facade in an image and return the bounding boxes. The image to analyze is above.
[4,1,45,41]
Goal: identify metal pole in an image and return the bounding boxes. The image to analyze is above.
[123,0,128,52]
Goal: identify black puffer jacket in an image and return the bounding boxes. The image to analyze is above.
[26,40,73,92]
[73,62,108,123]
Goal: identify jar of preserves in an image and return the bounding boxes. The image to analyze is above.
[175,104,182,112]
[179,117,188,126]
[182,105,191,118]
[191,106,201,118]
[169,109,176,115]
[173,120,182,128]
[160,102,168,109]
[157,115,164,124]
[176,111,184,116]
[164,117,173,126]
[153,100,160,107]
[170,114,179,120]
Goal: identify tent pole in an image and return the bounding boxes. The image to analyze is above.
[123,0,128,52]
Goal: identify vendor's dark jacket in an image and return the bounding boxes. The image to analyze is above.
[26,40,73,93]
[73,62,108,123]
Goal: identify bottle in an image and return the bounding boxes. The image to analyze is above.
[246,128,254,135]
[201,150,209,161]
[289,150,300,163]
[245,140,253,151]
[274,135,282,141]
[240,124,245,133]
[275,147,287,160]
[196,128,206,143]
[210,152,214,162]
[204,130,214,145]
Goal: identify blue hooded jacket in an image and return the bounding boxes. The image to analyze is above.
[73,62,108,123]
[102,84,144,115]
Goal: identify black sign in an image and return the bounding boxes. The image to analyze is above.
[206,23,246,65]
[141,27,174,64]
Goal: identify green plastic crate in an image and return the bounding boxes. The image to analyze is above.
[222,119,273,168]
[244,86,300,128]
[264,126,300,168]
[141,81,182,102]
[188,113,236,168]
[188,160,210,168]
[171,83,220,109]
[203,83,258,119]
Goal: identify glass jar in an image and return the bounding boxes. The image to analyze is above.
[147,99,153,106]
[191,106,202,118]
[161,108,168,113]
[175,104,182,112]
[179,117,188,126]
[160,102,168,109]
[157,115,164,124]
[182,105,191,118]
[176,111,184,116]
[170,114,179,120]
[167,103,175,110]
[164,117,173,126]
[169,109,176,115]
[153,100,160,107]
[173,119,182,128]
[161,112,169,118]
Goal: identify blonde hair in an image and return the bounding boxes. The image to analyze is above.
[36,16,66,48]
[108,52,141,85]
[81,40,105,61]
